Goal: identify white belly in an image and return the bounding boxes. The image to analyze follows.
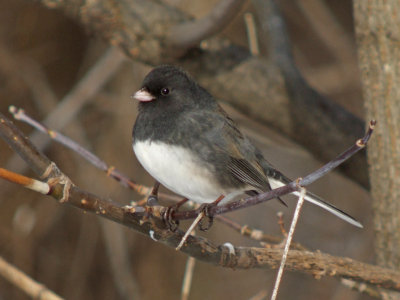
[133,140,233,203]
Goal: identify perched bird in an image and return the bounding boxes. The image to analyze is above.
[132,65,362,228]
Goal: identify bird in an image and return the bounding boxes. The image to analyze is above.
[131,65,362,228]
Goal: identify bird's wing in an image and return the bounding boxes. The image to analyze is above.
[227,156,269,191]
[185,107,271,192]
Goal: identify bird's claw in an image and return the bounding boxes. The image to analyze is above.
[198,204,214,231]
[162,205,180,232]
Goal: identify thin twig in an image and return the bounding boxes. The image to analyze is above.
[216,215,306,250]
[0,256,63,300]
[9,104,310,253]
[277,212,287,237]
[9,106,179,203]
[271,187,306,300]
[173,120,376,220]
[8,106,376,221]
[176,212,204,251]
[0,168,50,194]
[244,12,260,56]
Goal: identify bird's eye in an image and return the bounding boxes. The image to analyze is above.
[160,88,169,96]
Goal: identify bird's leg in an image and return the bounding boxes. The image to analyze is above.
[163,198,189,231]
[147,181,160,206]
[198,195,225,231]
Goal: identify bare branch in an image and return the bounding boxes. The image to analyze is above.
[0,256,63,300]
[173,120,375,220]
[8,106,180,203]
[0,168,50,194]
[8,105,375,222]
[216,215,306,250]
[0,113,399,291]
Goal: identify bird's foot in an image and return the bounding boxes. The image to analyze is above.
[162,198,188,232]
[197,195,225,231]
[146,180,160,206]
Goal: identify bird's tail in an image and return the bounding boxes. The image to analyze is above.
[293,190,363,228]
[267,177,363,228]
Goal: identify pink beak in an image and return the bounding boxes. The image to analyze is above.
[132,88,155,102]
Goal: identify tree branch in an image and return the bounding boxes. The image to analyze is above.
[0,111,397,291]
[7,105,375,221]
[0,256,63,300]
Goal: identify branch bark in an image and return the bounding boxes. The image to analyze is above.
[36,0,369,187]
[353,0,400,273]
[0,112,399,292]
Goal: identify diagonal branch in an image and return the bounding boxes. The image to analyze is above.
[173,120,375,220]
[0,256,63,300]
[8,106,180,203]
[8,105,375,221]
[0,112,399,291]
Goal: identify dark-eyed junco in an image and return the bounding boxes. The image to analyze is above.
[132,65,362,228]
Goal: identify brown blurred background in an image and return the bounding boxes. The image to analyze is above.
[0,0,374,299]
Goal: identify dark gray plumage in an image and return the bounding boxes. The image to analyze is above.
[132,65,362,228]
